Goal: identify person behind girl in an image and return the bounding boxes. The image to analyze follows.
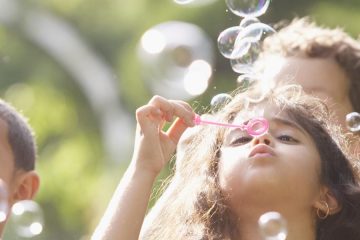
[92,84,360,240]
[253,17,360,154]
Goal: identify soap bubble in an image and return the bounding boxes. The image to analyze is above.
[237,73,257,92]
[258,211,288,240]
[138,21,214,100]
[225,0,271,18]
[239,17,260,28]
[173,0,217,5]
[232,23,275,59]
[0,180,8,222]
[174,0,194,4]
[230,41,261,74]
[10,200,44,238]
[218,26,243,59]
[210,93,233,113]
[346,112,360,133]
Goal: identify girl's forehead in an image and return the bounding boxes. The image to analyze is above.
[231,104,283,123]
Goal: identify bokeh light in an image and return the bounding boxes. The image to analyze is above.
[138,21,215,100]
[0,180,8,223]
[10,200,44,238]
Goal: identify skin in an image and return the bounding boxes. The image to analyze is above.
[91,96,195,240]
[219,105,328,240]
[0,119,40,236]
[92,96,340,240]
[268,56,354,130]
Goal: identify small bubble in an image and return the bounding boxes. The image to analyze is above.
[237,74,257,92]
[346,112,360,133]
[225,0,271,18]
[258,211,288,240]
[210,93,233,113]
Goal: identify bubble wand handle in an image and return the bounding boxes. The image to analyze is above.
[194,114,245,129]
[194,114,269,136]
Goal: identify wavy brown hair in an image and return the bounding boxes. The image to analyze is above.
[260,17,360,113]
[140,85,360,240]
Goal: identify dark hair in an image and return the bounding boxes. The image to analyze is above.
[141,85,360,240]
[0,100,36,171]
[275,92,360,239]
[260,17,360,113]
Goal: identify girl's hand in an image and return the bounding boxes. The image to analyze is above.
[131,95,195,177]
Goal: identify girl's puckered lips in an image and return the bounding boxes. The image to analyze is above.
[248,144,276,158]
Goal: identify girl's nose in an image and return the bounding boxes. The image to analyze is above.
[252,133,273,146]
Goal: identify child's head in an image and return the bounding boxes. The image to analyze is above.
[142,84,360,240]
[0,100,39,233]
[255,17,360,128]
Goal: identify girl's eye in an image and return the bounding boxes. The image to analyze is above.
[277,135,298,143]
[231,136,253,146]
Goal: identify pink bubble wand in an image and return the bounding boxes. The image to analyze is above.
[194,114,269,136]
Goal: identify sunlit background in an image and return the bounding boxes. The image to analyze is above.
[0,0,359,239]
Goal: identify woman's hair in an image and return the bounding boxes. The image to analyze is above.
[259,17,360,113]
[140,84,360,240]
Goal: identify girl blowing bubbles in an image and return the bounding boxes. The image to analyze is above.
[92,85,360,240]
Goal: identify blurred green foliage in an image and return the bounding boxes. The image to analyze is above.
[0,0,359,239]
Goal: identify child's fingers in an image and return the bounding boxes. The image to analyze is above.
[135,105,163,135]
[148,96,195,126]
[166,117,189,144]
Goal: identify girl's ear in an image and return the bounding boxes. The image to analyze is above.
[12,171,40,202]
[313,186,341,216]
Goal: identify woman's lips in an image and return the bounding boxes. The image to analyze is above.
[249,144,275,158]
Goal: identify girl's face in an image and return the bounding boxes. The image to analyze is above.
[218,105,322,212]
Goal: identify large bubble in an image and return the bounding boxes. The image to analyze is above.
[138,21,215,100]
[239,17,260,28]
[173,0,194,4]
[173,0,217,5]
[232,22,275,59]
[225,0,271,18]
[218,26,243,59]
[229,23,275,73]
[230,41,261,74]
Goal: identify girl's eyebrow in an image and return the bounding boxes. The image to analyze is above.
[271,117,307,136]
[224,116,306,142]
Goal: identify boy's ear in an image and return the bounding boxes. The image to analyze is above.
[12,171,40,201]
[313,186,341,216]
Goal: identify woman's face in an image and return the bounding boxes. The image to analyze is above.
[218,105,323,212]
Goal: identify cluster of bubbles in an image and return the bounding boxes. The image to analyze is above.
[214,0,274,108]
[0,180,44,238]
[170,0,274,108]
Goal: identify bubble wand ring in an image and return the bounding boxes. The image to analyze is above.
[194,114,269,136]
